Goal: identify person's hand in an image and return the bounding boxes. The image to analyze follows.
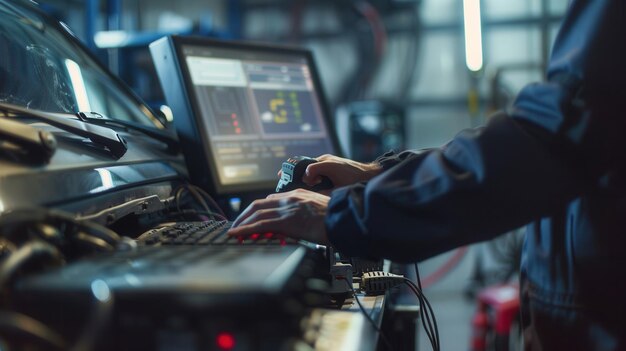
[227,189,331,245]
[279,154,383,195]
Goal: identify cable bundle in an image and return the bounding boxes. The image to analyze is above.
[172,184,228,221]
[353,269,440,351]
[412,264,440,351]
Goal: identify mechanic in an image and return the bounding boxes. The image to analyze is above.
[228,0,626,349]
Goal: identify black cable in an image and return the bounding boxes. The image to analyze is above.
[175,186,185,214]
[0,210,117,351]
[73,232,115,251]
[187,185,226,217]
[0,311,67,350]
[414,262,422,290]
[0,208,120,248]
[187,186,212,217]
[411,283,437,351]
[173,184,226,221]
[404,280,437,350]
[418,284,439,351]
[412,263,437,350]
[344,279,393,351]
[0,240,64,287]
[404,278,440,351]
[414,263,438,349]
[419,283,440,351]
[70,221,120,248]
[358,270,440,350]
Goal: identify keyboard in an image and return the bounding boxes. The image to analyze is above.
[136,220,298,246]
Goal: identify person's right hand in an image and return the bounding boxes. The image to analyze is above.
[300,154,383,194]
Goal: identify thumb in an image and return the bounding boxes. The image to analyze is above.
[303,162,335,185]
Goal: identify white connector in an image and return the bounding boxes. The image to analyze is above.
[361,271,405,296]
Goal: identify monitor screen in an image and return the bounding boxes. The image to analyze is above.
[173,41,338,194]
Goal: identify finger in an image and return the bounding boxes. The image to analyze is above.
[303,162,338,184]
[236,208,283,228]
[231,198,281,227]
[266,189,311,200]
[266,192,289,201]
[315,154,334,161]
[227,218,287,238]
[266,192,286,200]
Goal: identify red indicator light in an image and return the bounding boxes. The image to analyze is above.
[264,232,274,239]
[231,113,237,119]
[235,128,241,134]
[237,236,244,244]
[233,120,239,127]
[216,332,236,350]
[250,233,260,240]
[280,238,286,246]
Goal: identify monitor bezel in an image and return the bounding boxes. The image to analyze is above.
[169,35,342,196]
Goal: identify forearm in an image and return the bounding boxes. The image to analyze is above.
[326,112,585,262]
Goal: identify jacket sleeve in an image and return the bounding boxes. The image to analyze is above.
[325,0,626,263]
[373,150,423,171]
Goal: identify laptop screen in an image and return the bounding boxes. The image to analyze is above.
[152,37,339,195]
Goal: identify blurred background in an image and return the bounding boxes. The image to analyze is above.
[34,0,569,349]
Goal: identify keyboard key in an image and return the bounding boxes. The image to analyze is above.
[137,221,298,247]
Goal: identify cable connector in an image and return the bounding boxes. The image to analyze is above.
[361,271,405,295]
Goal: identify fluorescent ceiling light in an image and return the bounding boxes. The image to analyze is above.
[463,0,483,72]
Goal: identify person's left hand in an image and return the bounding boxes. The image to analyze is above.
[227,189,331,245]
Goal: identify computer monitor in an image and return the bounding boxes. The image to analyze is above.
[151,36,340,196]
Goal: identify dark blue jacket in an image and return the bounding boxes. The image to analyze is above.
[326,0,626,347]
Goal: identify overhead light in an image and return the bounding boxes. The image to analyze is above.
[94,30,129,49]
[463,0,483,72]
